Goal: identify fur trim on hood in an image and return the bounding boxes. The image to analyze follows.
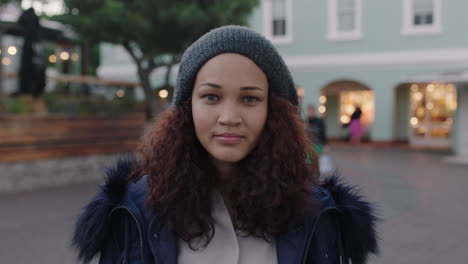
[72,158,379,264]
[71,156,135,264]
[321,175,380,264]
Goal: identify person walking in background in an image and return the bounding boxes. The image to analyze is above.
[306,104,328,155]
[306,104,333,176]
[349,107,364,145]
[72,26,378,264]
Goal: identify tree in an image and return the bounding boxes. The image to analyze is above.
[53,0,259,119]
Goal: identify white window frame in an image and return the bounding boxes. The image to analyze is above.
[327,0,362,41]
[261,0,293,45]
[402,0,442,36]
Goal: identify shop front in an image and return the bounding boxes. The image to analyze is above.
[408,82,457,148]
[403,70,468,156]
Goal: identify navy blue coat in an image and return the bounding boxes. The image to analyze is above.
[73,158,378,264]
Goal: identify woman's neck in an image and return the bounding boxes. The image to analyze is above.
[212,159,237,198]
[211,159,238,226]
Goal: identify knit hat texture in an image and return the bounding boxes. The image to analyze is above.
[174,25,298,106]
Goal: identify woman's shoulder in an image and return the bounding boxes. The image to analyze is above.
[314,175,380,263]
[71,156,149,263]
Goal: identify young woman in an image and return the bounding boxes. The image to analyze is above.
[73,26,378,264]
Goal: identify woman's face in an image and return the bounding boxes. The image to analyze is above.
[192,53,269,166]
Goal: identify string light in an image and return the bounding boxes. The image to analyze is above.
[116,89,125,98]
[71,53,79,62]
[296,87,304,97]
[319,95,327,104]
[159,89,168,98]
[318,105,326,114]
[49,55,57,63]
[60,51,70,61]
[2,57,11,65]
[7,46,17,55]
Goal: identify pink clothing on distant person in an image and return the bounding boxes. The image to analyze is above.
[349,119,363,138]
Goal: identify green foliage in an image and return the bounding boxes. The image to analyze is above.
[0,0,19,5]
[52,0,259,118]
[11,97,29,114]
[89,44,101,75]
[54,0,259,60]
[1,91,143,116]
[0,97,32,114]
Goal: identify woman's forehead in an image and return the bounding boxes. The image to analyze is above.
[194,53,268,89]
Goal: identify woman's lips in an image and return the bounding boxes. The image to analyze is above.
[214,133,243,144]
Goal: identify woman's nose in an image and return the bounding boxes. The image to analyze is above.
[217,103,242,126]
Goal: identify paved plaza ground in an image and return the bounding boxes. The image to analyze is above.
[0,145,467,264]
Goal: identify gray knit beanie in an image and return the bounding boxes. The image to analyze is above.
[174,25,298,106]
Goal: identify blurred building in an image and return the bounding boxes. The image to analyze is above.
[248,0,468,162]
[97,0,468,161]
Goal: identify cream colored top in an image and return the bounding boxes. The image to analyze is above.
[178,192,278,264]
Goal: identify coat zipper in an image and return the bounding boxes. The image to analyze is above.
[110,206,145,264]
[302,207,343,264]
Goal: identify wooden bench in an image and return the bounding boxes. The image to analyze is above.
[0,114,147,162]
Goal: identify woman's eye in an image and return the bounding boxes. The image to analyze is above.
[203,94,219,102]
[243,96,259,103]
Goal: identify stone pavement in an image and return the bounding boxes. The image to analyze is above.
[0,153,123,193]
[329,145,468,264]
[0,145,467,264]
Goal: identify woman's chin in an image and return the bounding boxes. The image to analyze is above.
[210,152,246,164]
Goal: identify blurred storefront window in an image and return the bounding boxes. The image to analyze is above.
[409,82,457,147]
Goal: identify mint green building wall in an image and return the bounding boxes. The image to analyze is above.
[250,0,468,56]
[394,84,410,141]
[453,85,468,155]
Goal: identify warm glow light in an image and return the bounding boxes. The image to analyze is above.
[340,115,350,124]
[0,49,2,55]
[340,90,375,126]
[71,53,79,61]
[410,117,419,127]
[60,51,70,61]
[7,46,17,55]
[345,105,355,115]
[426,102,434,110]
[427,84,435,92]
[410,84,419,92]
[48,55,57,63]
[319,95,327,104]
[2,57,11,65]
[297,87,304,97]
[159,89,168,98]
[318,105,326,114]
[116,89,125,98]
[413,91,423,101]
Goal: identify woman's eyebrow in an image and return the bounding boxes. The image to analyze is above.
[198,82,222,89]
[240,86,264,92]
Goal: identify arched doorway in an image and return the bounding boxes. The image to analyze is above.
[320,80,375,140]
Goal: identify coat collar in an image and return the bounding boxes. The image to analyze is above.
[145,183,339,264]
[73,157,379,264]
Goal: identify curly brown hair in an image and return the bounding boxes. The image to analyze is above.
[134,93,319,248]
